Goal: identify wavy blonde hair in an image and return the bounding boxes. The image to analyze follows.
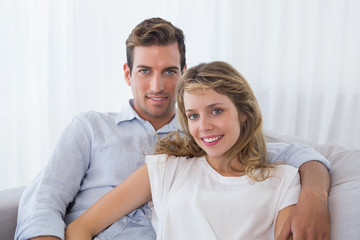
[156,61,273,181]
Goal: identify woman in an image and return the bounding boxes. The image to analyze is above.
[66,61,299,240]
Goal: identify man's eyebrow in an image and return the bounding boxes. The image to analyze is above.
[164,66,180,70]
[135,65,179,71]
[136,65,152,69]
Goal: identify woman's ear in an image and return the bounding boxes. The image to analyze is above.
[239,113,247,123]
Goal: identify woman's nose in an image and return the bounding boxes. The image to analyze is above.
[199,115,213,131]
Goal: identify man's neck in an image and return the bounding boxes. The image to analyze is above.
[129,100,176,131]
[148,114,175,131]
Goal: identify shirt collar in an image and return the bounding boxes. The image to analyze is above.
[113,99,137,124]
[115,99,180,133]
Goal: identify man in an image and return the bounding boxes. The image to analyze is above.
[15,17,330,240]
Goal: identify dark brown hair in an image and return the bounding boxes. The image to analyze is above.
[126,17,186,74]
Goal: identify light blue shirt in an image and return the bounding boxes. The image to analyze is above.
[15,100,330,240]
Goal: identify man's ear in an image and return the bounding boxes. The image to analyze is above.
[124,63,131,86]
[182,64,187,74]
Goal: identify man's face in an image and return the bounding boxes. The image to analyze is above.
[124,42,183,129]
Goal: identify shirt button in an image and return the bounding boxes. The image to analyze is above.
[123,218,128,223]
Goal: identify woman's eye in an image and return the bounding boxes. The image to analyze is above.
[212,109,222,115]
[188,114,198,120]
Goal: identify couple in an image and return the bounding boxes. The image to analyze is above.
[16,18,330,240]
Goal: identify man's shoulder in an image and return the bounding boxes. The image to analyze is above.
[74,111,117,122]
[70,111,129,130]
[73,101,133,123]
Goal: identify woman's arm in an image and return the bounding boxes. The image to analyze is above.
[65,164,152,239]
[275,205,294,240]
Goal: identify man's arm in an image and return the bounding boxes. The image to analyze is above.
[15,114,91,240]
[266,142,330,169]
[277,161,331,240]
[30,237,60,240]
[266,142,331,239]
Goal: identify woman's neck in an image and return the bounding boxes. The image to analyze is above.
[205,155,245,177]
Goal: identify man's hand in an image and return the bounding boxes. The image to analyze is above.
[277,188,330,239]
[277,161,331,240]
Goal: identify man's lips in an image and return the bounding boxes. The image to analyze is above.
[147,96,168,104]
[149,97,167,101]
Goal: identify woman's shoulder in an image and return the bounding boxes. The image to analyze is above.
[270,164,299,180]
[274,164,298,171]
[259,165,300,190]
[146,154,193,165]
[146,153,169,164]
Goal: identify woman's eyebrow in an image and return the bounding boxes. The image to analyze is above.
[185,103,225,112]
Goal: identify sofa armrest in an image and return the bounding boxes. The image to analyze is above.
[0,186,26,240]
[265,129,360,239]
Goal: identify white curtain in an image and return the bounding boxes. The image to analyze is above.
[1,0,359,190]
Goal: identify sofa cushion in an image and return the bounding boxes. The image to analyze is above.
[265,129,360,239]
[0,186,26,240]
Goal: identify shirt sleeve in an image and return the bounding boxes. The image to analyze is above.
[266,142,330,170]
[278,166,301,211]
[15,114,91,240]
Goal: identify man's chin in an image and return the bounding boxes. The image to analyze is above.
[148,110,171,118]
[147,107,174,118]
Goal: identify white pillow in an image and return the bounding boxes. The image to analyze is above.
[264,129,360,240]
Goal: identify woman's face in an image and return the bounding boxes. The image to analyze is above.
[184,88,242,164]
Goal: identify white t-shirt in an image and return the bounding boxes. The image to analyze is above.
[146,154,300,240]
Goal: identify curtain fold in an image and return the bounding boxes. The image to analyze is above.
[1,0,359,190]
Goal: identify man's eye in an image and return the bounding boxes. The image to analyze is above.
[212,109,222,115]
[165,70,177,75]
[188,114,198,120]
[139,69,150,74]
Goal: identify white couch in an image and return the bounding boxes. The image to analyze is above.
[265,130,360,239]
[1,131,359,240]
[0,186,25,240]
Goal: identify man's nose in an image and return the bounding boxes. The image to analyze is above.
[150,72,165,92]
